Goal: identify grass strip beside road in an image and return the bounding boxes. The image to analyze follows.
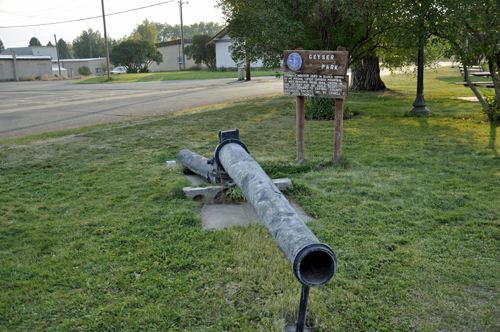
[74,70,280,84]
[1,66,499,331]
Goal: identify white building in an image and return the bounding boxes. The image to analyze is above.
[0,55,52,81]
[149,39,198,72]
[206,28,263,69]
[53,58,108,77]
[1,46,58,60]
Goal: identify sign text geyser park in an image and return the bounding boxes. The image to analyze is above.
[283,50,349,99]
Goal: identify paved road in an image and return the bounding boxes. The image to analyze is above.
[0,76,283,140]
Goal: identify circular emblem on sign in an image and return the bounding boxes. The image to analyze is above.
[287,52,302,71]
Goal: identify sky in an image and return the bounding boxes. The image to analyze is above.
[0,0,224,48]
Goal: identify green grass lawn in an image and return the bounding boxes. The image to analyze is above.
[74,69,280,84]
[1,66,499,331]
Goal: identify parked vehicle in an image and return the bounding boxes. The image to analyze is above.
[110,66,127,74]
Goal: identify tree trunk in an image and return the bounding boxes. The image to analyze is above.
[246,54,251,81]
[350,55,386,92]
[463,66,490,113]
[489,60,500,108]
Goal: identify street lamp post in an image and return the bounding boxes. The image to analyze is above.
[410,46,430,115]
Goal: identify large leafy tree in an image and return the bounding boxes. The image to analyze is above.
[72,29,106,58]
[379,0,446,69]
[218,0,397,91]
[184,34,216,70]
[110,40,163,73]
[437,0,500,118]
[0,39,4,53]
[29,37,42,47]
[131,19,159,44]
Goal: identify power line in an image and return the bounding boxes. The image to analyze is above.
[0,0,176,29]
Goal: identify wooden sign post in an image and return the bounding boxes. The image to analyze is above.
[283,47,349,162]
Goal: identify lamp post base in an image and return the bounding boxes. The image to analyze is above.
[285,322,314,332]
[410,94,430,115]
[410,106,430,115]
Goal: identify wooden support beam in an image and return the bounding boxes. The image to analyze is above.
[296,96,306,162]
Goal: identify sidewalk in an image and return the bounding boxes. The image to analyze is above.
[379,60,454,77]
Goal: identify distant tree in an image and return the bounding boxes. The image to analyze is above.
[46,41,53,46]
[155,21,223,42]
[107,37,119,53]
[29,37,42,47]
[72,29,105,58]
[0,39,4,53]
[155,23,178,42]
[110,40,163,73]
[57,38,72,59]
[184,34,216,70]
[184,22,223,38]
[67,42,74,57]
[131,19,159,44]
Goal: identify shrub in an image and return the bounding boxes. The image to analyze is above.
[189,65,202,71]
[482,94,500,123]
[219,66,228,72]
[77,66,91,76]
[19,75,35,81]
[304,97,355,120]
[40,75,69,81]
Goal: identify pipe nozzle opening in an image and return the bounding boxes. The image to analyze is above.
[294,244,337,287]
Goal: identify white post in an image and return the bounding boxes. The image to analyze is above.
[11,50,19,81]
[54,34,62,77]
[101,0,111,79]
[179,1,186,70]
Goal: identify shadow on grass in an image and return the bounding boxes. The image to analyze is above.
[489,122,500,159]
[434,75,463,84]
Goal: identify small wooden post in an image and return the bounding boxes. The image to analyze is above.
[296,96,306,162]
[334,98,344,162]
[333,46,346,163]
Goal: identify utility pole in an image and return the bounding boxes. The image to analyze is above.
[88,26,92,58]
[179,1,187,70]
[101,0,111,79]
[54,34,61,77]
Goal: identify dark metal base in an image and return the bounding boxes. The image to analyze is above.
[411,94,430,115]
[410,106,430,115]
[285,322,314,332]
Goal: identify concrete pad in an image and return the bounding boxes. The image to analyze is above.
[453,97,479,102]
[202,202,314,230]
[183,176,292,200]
[185,174,312,230]
[185,174,209,186]
[183,185,224,200]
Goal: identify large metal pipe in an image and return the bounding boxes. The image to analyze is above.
[218,142,337,287]
[177,149,218,183]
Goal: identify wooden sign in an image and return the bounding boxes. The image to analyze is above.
[283,74,349,99]
[283,50,349,76]
[284,47,349,163]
